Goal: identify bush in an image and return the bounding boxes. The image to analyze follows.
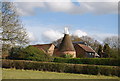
[53,57,119,66]
[9,46,53,62]
[61,54,73,58]
[2,59,120,77]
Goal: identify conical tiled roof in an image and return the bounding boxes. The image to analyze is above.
[58,34,75,51]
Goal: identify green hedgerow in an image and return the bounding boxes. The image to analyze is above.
[53,57,119,66]
[2,59,120,77]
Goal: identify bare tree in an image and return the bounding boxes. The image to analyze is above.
[81,36,101,51]
[103,36,118,49]
[0,2,29,57]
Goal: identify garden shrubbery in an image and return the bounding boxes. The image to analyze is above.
[9,46,53,62]
[2,59,120,77]
[53,57,119,66]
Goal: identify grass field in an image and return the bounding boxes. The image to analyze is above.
[2,68,120,79]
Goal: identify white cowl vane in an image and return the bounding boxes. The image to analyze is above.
[64,27,69,34]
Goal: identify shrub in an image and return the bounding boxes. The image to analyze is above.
[9,47,25,59]
[2,59,120,77]
[9,46,53,62]
[53,57,119,66]
[61,54,73,58]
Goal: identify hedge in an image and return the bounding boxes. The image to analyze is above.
[2,59,120,77]
[53,57,119,66]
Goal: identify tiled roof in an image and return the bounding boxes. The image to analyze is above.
[78,44,95,53]
[32,44,53,52]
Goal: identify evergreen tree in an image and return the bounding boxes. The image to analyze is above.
[97,45,103,58]
[103,43,110,58]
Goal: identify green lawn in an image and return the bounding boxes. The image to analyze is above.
[2,68,119,79]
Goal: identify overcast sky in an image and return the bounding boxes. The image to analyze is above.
[8,0,118,44]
